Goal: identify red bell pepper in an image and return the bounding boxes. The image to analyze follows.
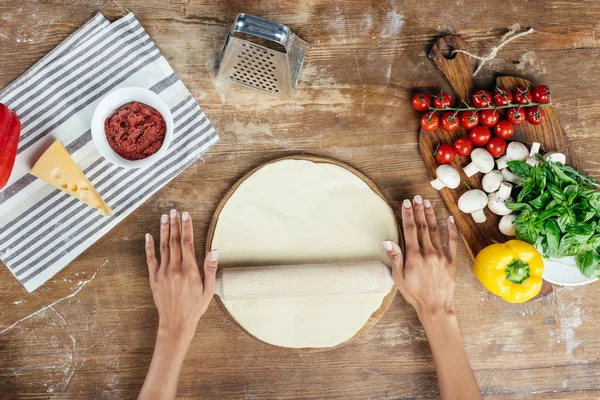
[0,104,21,189]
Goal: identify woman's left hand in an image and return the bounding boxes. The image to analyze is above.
[140,210,219,400]
[145,209,218,345]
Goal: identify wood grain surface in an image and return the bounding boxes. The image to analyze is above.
[205,155,400,353]
[1,1,600,399]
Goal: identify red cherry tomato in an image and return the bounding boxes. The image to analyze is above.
[412,93,432,111]
[486,137,507,158]
[479,109,500,127]
[493,120,515,139]
[421,112,439,131]
[472,90,492,108]
[433,92,452,109]
[492,88,513,106]
[507,107,526,126]
[532,85,551,104]
[525,106,546,125]
[436,144,456,165]
[459,111,479,130]
[469,126,491,146]
[440,112,459,132]
[453,137,474,157]
[513,87,532,105]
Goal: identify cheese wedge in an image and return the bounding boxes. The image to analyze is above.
[31,140,112,216]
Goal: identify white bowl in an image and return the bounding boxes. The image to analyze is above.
[542,255,599,286]
[91,87,173,169]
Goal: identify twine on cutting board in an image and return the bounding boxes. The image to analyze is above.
[452,23,535,76]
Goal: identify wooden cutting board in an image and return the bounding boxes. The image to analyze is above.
[419,35,585,292]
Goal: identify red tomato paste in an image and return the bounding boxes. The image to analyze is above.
[104,102,166,161]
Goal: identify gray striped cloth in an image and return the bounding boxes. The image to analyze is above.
[0,13,219,292]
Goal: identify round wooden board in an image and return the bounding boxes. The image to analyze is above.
[205,155,401,352]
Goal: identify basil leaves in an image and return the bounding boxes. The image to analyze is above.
[506,158,600,278]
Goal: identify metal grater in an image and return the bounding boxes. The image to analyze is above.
[217,13,309,98]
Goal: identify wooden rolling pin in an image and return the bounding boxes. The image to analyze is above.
[214,261,394,300]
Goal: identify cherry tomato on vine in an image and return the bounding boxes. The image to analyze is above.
[412,93,432,111]
[532,85,551,104]
[493,120,514,139]
[492,88,513,106]
[421,112,439,131]
[433,92,452,108]
[459,111,479,130]
[507,107,526,126]
[436,144,456,165]
[513,87,532,105]
[479,109,500,127]
[440,112,460,132]
[469,126,492,146]
[453,137,474,157]
[472,89,492,108]
[525,106,546,125]
[486,137,507,158]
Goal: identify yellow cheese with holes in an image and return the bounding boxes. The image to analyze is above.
[31,140,112,216]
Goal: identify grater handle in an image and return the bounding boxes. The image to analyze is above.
[233,13,292,52]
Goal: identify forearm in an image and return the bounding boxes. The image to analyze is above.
[139,331,191,400]
[419,312,482,400]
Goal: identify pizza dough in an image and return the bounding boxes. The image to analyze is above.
[211,159,398,348]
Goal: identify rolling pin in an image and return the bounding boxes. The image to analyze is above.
[214,261,394,300]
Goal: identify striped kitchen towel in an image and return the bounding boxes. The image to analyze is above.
[0,12,219,292]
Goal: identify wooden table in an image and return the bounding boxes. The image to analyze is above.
[1,1,600,398]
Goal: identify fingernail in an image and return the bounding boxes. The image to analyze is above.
[210,250,219,262]
[182,211,189,221]
[414,195,423,205]
[449,216,455,223]
[145,233,151,243]
[382,241,394,251]
[161,214,168,224]
[170,209,177,220]
[403,199,412,208]
[423,199,431,208]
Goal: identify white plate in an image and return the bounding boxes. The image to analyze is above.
[542,255,598,286]
[91,87,173,169]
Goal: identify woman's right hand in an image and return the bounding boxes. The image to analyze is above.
[384,196,482,400]
[383,195,458,318]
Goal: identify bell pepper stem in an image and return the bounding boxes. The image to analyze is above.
[505,259,530,284]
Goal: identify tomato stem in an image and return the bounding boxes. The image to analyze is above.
[427,101,552,113]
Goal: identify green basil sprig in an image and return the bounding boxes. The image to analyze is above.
[506,157,600,278]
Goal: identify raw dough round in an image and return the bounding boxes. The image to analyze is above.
[210,158,399,349]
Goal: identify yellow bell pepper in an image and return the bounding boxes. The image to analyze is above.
[474,240,544,303]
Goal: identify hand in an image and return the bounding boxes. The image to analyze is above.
[141,210,219,400]
[383,197,481,400]
[383,195,458,319]
[144,209,219,344]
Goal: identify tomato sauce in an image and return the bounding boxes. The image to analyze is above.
[104,102,166,161]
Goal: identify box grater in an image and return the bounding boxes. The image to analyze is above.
[217,14,309,98]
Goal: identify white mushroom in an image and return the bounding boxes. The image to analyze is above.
[488,182,514,216]
[508,141,530,161]
[430,165,461,190]
[526,142,541,166]
[496,142,529,169]
[463,148,494,177]
[543,152,566,165]
[482,171,503,193]
[501,168,524,184]
[458,189,488,223]
[497,182,513,200]
[499,214,517,236]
